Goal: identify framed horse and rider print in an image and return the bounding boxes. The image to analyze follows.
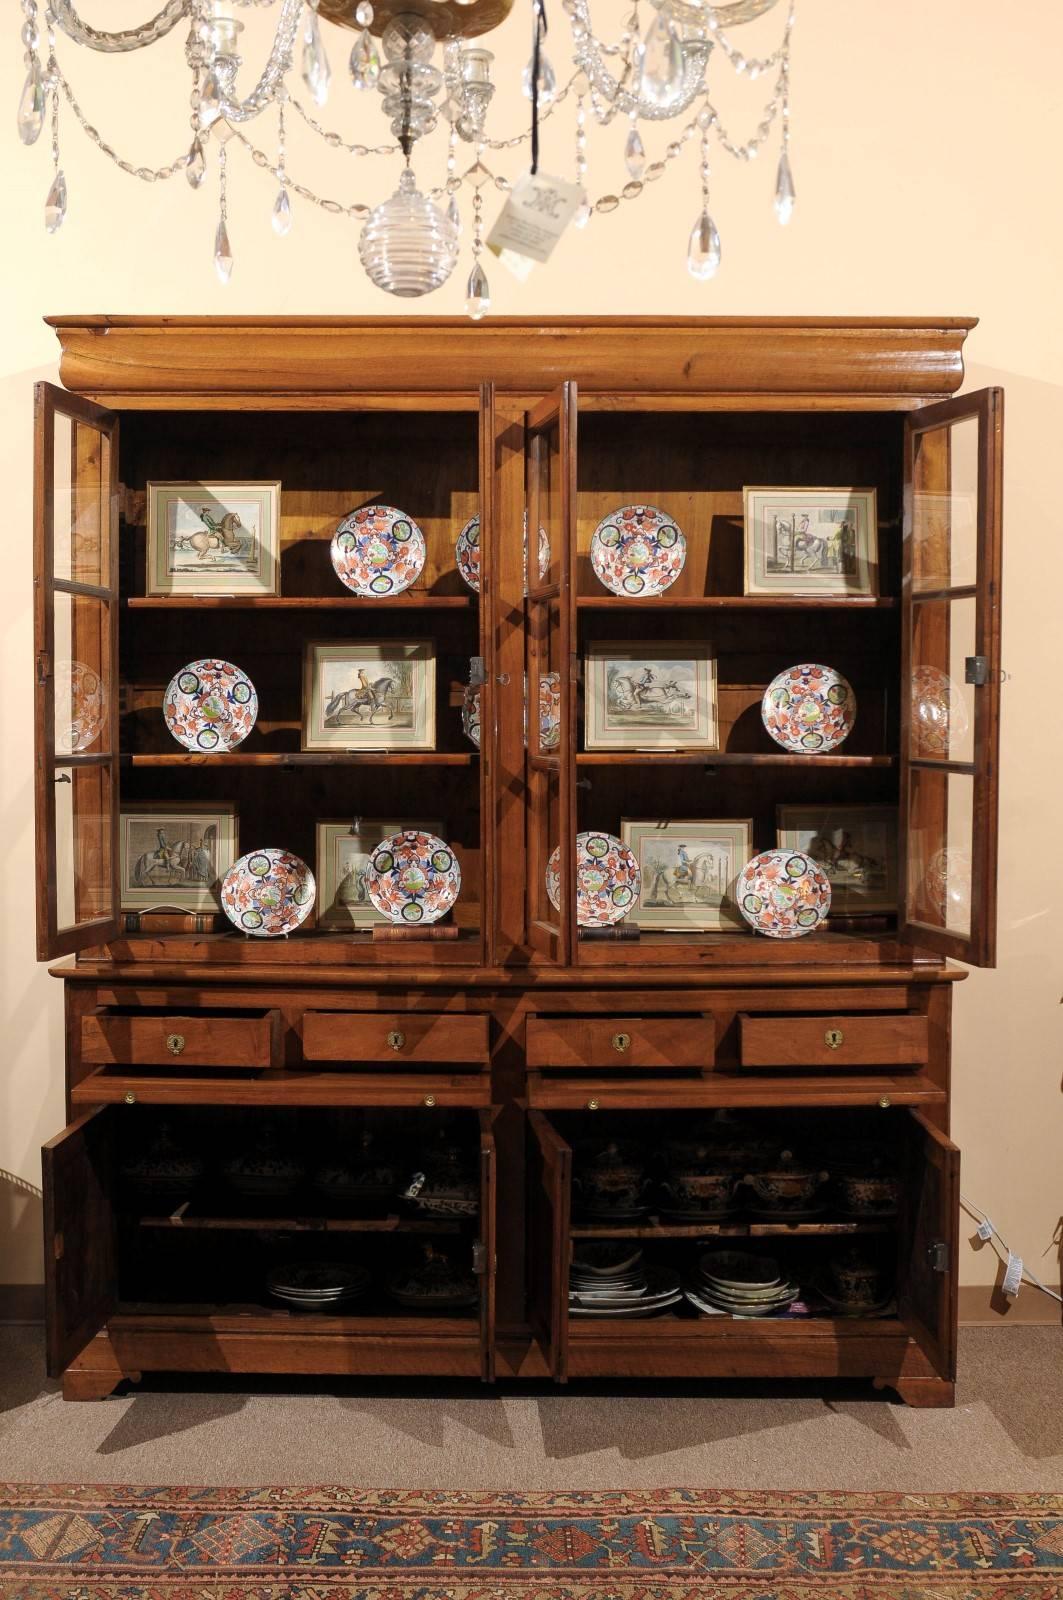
[743,486,878,598]
[146,481,281,597]
[302,640,436,752]
[583,641,719,752]
[620,819,752,933]
[119,803,238,913]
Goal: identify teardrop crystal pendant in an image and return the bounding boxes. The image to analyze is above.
[271,187,292,236]
[302,10,330,106]
[214,217,233,283]
[185,136,206,189]
[639,9,684,110]
[44,170,67,234]
[774,149,795,225]
[199,69,224,128]
[465,260,490,321]
[624,123,646,180]
[17,62,45,145]
[521,50,557,107]
[354,0,373,22]
[349,28,379,90]
[686,209,720,280]
[445,194,462,235]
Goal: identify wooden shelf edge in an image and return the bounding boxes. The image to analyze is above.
[576,752,896,768]
[576,596,897,610]
[127,595,474,610]
[127,752,477,767]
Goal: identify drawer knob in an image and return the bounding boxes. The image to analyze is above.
[423,1094,437,1108]
[587,1098,600,1111]
[824,1028,844,1050]
[387,1029,406,1052]
[124,1091,137,1105]
[612,1032,631,1054]
[166,1033,185,1056]
[878,1096,892,1109]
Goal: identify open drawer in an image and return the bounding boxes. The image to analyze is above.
[738,1013,929,1071]
[42,1103,498,1388]
[526,1015,714,1071]
[527,1105,959,1392]
[82,1009,282,1069]
[302,1011,489,1066]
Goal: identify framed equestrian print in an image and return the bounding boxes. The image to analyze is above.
[743,486,878,597]
[620,819,752,933]
[302,640,436,752]
[583,641,718,752]
[119,803,239,913]
[146,481,281,597]
[777,803,898,915]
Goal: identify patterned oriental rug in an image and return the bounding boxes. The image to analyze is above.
[1,1485,1062,1599]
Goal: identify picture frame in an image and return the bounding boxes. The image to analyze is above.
[621,819,753,932]
[743,486,879,597]
[316,818,446,929]
[119,803,238,913]
[584,642,718,752]
[302,640,436,752]
[777,803,898,915]
[146,480,281,597]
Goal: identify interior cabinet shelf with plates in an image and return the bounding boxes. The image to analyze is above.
[32,316,1002,1406]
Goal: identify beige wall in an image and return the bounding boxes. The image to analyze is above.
[1,1,1060,1303]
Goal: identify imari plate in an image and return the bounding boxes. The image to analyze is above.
[221,847,316,937]
[590,504,686,597]
[455,514,481,594]
[546,831,641,927]
[366,830,461,925]
[55,658,106,754]
[163,657,258,752]
[761,662,856,754]
[912,664,969,758]
[461,683,481,748]
[737,848,831,939]
[330,504,426,597]
[539,671,561,751]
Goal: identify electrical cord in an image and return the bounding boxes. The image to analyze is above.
[960,1193,1063,1305]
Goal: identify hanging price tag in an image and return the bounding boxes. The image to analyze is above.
[487,172,584,271]
[1002,1251,1023,1298]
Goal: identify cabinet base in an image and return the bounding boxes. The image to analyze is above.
[873,1374,956,1408]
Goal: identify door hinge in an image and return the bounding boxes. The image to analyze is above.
[36,651,51,686]
[472,1241,488,1275]
[965,655,989,686]
[469,656,486,687]
[927,1241,949,1273]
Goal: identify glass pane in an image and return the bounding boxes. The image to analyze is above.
[910,594,975,764]
[906,767,974,939]
[53,590,112,756]
[52,411,111,588]
[53,759,114,932]
[912,415,978,592]
[532,415,561,591]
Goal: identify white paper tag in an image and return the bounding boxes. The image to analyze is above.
[486,172,584,269]
[976,1217,994,1242]
[1002,1250,1023,1298]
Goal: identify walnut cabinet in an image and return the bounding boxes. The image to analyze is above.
[33,317,1003,1405]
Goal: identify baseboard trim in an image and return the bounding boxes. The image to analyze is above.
[0,1284,44,1324]
[958,1284,1062,1326]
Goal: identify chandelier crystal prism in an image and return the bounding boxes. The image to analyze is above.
[18,0,796,314]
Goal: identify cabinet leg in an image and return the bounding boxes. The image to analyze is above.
[873,1375,955,1408]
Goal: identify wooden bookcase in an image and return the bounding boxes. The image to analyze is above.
[33,317,1003,1404]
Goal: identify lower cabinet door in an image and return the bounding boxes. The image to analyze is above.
[897,1110,960,1382]
[526,1111,571,1382]
[478,1108,497,1382]
[42,1107,118,1378]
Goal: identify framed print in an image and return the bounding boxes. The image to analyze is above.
[302,640,436,752]
[621,819,752,932]
[119,803,238,912]
[777,804,898,914]
[584,642,718,752]
[743,487,878,597]
[316,818,444,929]
[147,481,280,597]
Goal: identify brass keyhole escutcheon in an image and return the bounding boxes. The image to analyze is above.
[387,1030,406,1052]
[166,1033,185,1056]
[612,1032,631,1054]
[423,1094,436,1108]
[825,1028,844,1050]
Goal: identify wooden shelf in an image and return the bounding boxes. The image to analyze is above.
[576,751,895,768]
[127,751,476,767]
[570,1217,895,1239]
[127,594,474,610]
[137,1212,464,1234]
[577,595,897,610]
[73,1068,492,1108]
[528,1070,946,1111]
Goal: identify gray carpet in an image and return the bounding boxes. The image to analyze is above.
[0,1325,1060,1491]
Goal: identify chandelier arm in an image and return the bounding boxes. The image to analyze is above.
[212,0,303,122]
[49,0,190,52]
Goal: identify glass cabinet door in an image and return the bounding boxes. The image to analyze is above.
[34,384,121,960]
[525,385,577,965]
[900,389,1004,966]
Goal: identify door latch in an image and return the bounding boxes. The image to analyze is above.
[965,655,989,686]
[928,1241,949,1273]
[472,1241,488,1275]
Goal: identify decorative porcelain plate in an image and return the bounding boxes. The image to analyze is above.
[737,848,831,940]
[539,671,561,750]
[455,514,481,593]
[546,830,641,927]
[55,658,106,755]
[330,504,426,597]
[221,847,316,937]
[163,657,258,752]
[461,683,481,749]
[590,504,686,597]
[365,829,461,925]
[912,665,969,758]
[761,663,856,754]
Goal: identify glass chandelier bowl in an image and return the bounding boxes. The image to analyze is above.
[358,166,460,295]
[318,0,516,41]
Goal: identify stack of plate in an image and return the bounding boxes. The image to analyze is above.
[569,1251,682,1319]
[685,1250,800,1319]
[267,1262,371,1311]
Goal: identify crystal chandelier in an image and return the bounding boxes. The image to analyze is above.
[17,0,796,315]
